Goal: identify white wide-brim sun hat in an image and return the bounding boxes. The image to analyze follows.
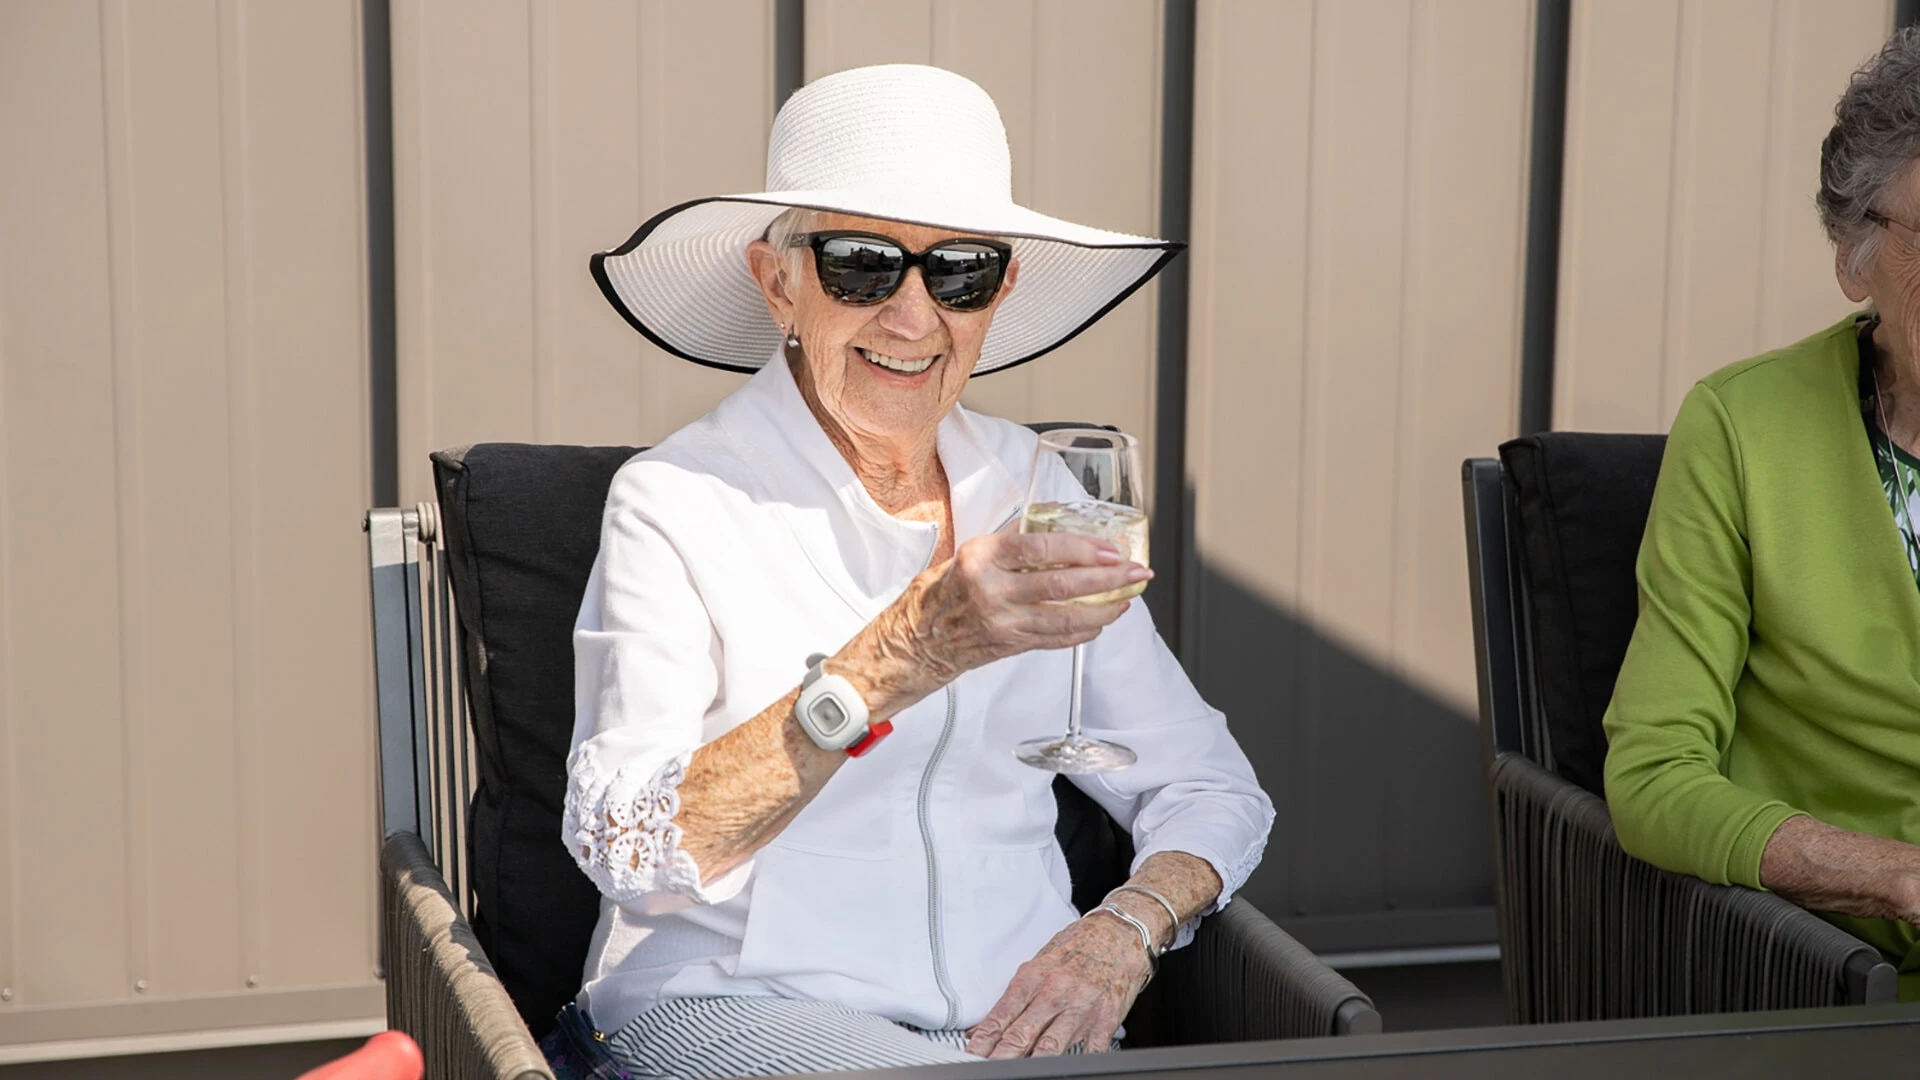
[591,63,1182,375]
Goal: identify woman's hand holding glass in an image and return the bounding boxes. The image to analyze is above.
[829,532,1150,721]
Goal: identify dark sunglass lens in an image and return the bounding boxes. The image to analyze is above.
[923,243,1005,310]
[816,237,904,304]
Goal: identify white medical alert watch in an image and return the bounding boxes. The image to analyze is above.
[796,653,892,757]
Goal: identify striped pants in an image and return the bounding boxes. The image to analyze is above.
[603,996,980,1078]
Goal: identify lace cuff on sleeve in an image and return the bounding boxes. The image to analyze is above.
[563,744,705,904]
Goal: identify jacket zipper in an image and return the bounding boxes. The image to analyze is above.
[912,509,1011,1030]
[917,683,962,1029]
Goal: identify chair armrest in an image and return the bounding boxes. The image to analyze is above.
[382,832,555,1080]
[1126,898,1380,1046]
[1489,752,1897,1022]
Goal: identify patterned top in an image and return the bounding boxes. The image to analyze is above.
[1858,318,1920,588]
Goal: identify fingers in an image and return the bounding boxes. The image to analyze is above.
[991,532,1124,572]
[926,535,1147,673]
[1004,563,1152,606]
[1084,1013,1122,1054]
[966,965,1044,1058]
[970,964,1105,1060]
[1024,1005,1095,1058]
[982,1003,1055,1060]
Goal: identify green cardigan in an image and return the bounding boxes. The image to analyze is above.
[1602,312,1920,989]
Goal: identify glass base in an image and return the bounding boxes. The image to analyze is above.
[1013,735,1137,774]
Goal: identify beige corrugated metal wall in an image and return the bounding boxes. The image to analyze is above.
[390,0,773,503]
[1183,0,1533,940]
[1554,0,1891,432]
[2,0,1912,1059]
[0,0,381,1060]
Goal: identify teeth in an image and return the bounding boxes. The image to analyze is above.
[861,348,936,374]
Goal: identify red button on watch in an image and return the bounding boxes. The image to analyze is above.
[845,720,894,757]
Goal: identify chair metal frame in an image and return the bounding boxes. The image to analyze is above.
[1460,458,1897,1024]
[369,504,551,1080]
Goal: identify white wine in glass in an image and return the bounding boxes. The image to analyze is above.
[1020,499,1150,604]
[1015,428,1146,773]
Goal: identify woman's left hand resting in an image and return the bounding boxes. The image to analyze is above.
[963,908,1150,1059]
[966,851,1222,1058]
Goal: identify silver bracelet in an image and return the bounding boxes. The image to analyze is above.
[1090,902,1163,984]
[1106,884,1181,942]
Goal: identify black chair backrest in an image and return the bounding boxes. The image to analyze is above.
[432,440,1132,1037]
[1465,433,1666,797]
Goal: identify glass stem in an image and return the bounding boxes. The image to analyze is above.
[1066,642,1086,742]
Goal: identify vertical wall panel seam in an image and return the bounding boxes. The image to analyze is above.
[1022,0,1048,424]
[0,19,14,993]
[775,0,805,110]
[395,0,432,502]
[1656,3,1691,424]
[1755,0,1785,359]
[98,0,154,998]
[1389,8,1419,669]
[212,0,261,991]
[636,4,649,437]
[1178,0,1212,672]
[1517,0,1569,434]
[526,0,544,441]
[1287,0,1322,917]
[1289,0,1320,639]
[1384,0,1422,913]
[1152,0,1194,657]
[1026,0,1043,422]
[362,0,397,507]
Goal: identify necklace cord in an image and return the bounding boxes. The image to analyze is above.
[1873,365,1920,563]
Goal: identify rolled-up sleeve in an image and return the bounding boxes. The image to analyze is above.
[1075,600,1275,945]
[565,471,751,912]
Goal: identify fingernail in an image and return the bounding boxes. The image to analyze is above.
[1095,548,1123,565]
[1127,565,1152,582]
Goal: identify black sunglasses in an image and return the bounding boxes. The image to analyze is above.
[786,230,1012,312]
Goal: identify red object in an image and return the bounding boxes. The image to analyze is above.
[845,719,893,757]
[296,1031,425,1080]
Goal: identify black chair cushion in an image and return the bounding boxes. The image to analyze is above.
[1498,433,1667,797]
[433,444,639,1039]
[432,441,1131,1038]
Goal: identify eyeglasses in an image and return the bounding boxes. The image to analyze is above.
[1867,209,1920,251]
[786,231,1012,312]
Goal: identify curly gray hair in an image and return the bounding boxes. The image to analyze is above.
[1819,27,1920,281]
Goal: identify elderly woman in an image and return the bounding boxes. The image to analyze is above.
[552,64,1271,1076]
[1604,30,1920,999]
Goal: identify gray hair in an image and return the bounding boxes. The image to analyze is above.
[1819,27,1920,280]
[763,207,822,283]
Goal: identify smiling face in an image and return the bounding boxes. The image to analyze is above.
[747,211,1018,453]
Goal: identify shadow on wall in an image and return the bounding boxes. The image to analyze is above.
[1184,552,1495,953]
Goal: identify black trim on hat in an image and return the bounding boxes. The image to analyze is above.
[587,195,1185,377]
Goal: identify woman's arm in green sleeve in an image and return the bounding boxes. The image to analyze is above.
[1602,382,1800,889]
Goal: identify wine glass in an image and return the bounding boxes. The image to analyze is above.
[1014,428,1147,773]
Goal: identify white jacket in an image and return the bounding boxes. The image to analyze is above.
[565,354,1273,1035]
